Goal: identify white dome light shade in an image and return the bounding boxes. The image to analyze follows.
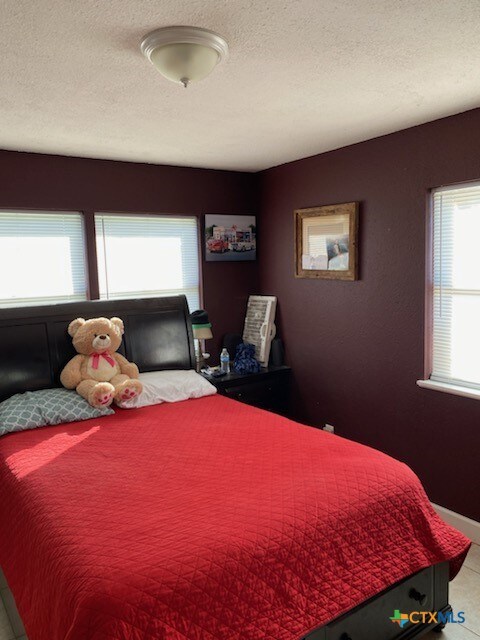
[141,26,228,88]
[150,43,219,86]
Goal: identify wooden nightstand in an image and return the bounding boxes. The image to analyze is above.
[202,365,291,416]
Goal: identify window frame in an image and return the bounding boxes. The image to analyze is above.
[418,179,480,400]
[0,207,203,311]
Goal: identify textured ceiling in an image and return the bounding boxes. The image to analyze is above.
[1,0,480,171]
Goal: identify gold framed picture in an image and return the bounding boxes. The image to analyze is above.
[294,202,359,280]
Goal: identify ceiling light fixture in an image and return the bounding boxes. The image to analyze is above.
[140,26,229,88]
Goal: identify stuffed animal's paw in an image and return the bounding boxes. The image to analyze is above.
[89,382,115,408]
[114,379,143,403]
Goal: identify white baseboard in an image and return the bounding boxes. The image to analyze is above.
[432,503,480,545]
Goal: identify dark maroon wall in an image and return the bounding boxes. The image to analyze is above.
[0,150,258,356]
[259,108,480,522]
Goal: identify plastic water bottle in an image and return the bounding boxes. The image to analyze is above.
[220,348,230,374]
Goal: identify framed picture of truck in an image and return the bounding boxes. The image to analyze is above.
[204,214,256,262]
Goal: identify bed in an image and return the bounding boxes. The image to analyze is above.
[0,296,470,640]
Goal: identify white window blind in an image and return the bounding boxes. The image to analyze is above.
[0,211,87,307]
[95,214,200,312]
[432,183,480,390]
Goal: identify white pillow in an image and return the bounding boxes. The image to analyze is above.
[117,370,217,409]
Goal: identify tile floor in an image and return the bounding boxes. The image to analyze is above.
[0,544,478,639]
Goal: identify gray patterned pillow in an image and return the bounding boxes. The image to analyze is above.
[0,389,114,437]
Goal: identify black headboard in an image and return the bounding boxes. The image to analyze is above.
[0,296,195,402]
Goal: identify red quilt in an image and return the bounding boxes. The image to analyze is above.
[0,395,469,640]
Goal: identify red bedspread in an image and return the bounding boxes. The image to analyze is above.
[0,395,469,640]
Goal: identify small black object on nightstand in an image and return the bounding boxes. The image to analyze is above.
[202,365,291,416]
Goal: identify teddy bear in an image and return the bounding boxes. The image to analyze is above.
[60,316,143,408]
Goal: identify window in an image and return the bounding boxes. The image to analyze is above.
[0,210,201,312]
[0,211,87,307]
[95,214,200,312]
[429,182,480,392]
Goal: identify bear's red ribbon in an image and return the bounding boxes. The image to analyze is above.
[91,352,116,369]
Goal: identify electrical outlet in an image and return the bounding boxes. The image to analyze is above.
[323,424,335,433]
